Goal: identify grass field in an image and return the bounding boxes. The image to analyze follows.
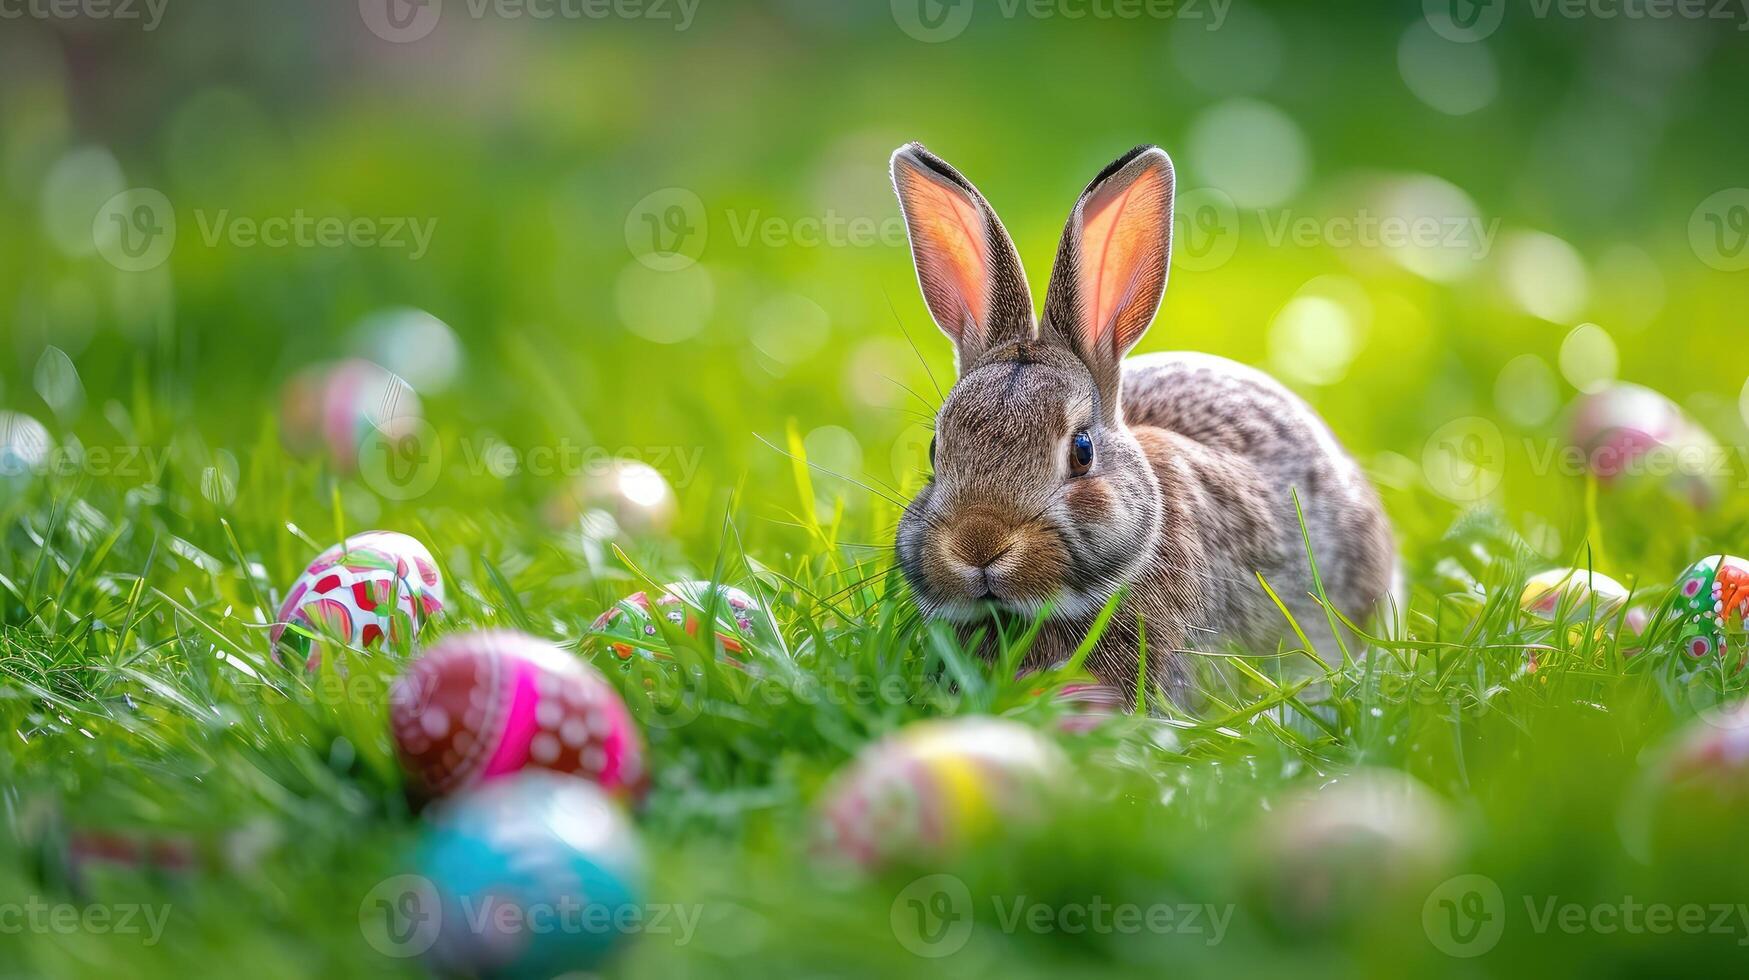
[3,2,1749,977]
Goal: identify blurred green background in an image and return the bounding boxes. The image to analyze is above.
[3,0,1749,977]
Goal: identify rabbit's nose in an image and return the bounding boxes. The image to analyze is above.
[948,510,1015,570]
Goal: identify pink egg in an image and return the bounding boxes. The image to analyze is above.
[1566,383,1725,508]
[389,630,647,802]
[277,359,423,472]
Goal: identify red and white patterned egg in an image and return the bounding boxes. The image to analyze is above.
[271,530,444,665]
[389,630,646,801]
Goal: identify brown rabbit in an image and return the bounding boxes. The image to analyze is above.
[889,142,1397,708]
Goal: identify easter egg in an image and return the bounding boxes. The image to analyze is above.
[1249,770,1456,934]
[322,359,424,472]
[1519,567,1631,621]
[813,717,1069,869]
[1567,383,1725,509]
[413,772,644,978]
[278,360,423,472]
[1661,702,1749,796]
[389,630,646,800]
[543,459,676,536]
[271,530,444,665]
[1665,555,1749,666]
[590,580,764,662]
[277,365,330,458]
[1050,682,1128,734]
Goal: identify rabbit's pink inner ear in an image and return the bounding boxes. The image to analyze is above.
[893,156,992,347]
[1074,151,1173,359]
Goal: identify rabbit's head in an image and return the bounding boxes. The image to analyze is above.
[892,143,1176,621]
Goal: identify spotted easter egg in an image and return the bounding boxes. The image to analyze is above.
[389,630,646,801]
[590,581,765,663]
[813,717,1069,870]
[1567,383,1725,509]
[412,772,644,978]
[1666,555,1749,666]
[271,531,444,665]
[543,459,677,537]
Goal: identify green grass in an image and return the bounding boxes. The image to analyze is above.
[2,432,1748,977]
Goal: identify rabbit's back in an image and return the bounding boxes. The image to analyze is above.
[1121,351,1396,653]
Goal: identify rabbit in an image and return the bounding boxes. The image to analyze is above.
[889,142,1398,709]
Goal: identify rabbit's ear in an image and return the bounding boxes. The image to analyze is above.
[891,143,1034,364]
[1042,146,1174,396]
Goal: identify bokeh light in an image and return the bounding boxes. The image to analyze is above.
[1397,23,1498,116]
[1185,99,1308,208]
[1494,354,1559,427]
[1558,323,1619,394]
[1500,230,1589,323]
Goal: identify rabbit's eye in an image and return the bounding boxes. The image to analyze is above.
[1068,431,1094,476]
[928,435,937,469]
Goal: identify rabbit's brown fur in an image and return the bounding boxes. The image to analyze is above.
[890,142,1396,708]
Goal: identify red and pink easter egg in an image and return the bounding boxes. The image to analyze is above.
[271,530,444,665]
[389,630,646,801]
